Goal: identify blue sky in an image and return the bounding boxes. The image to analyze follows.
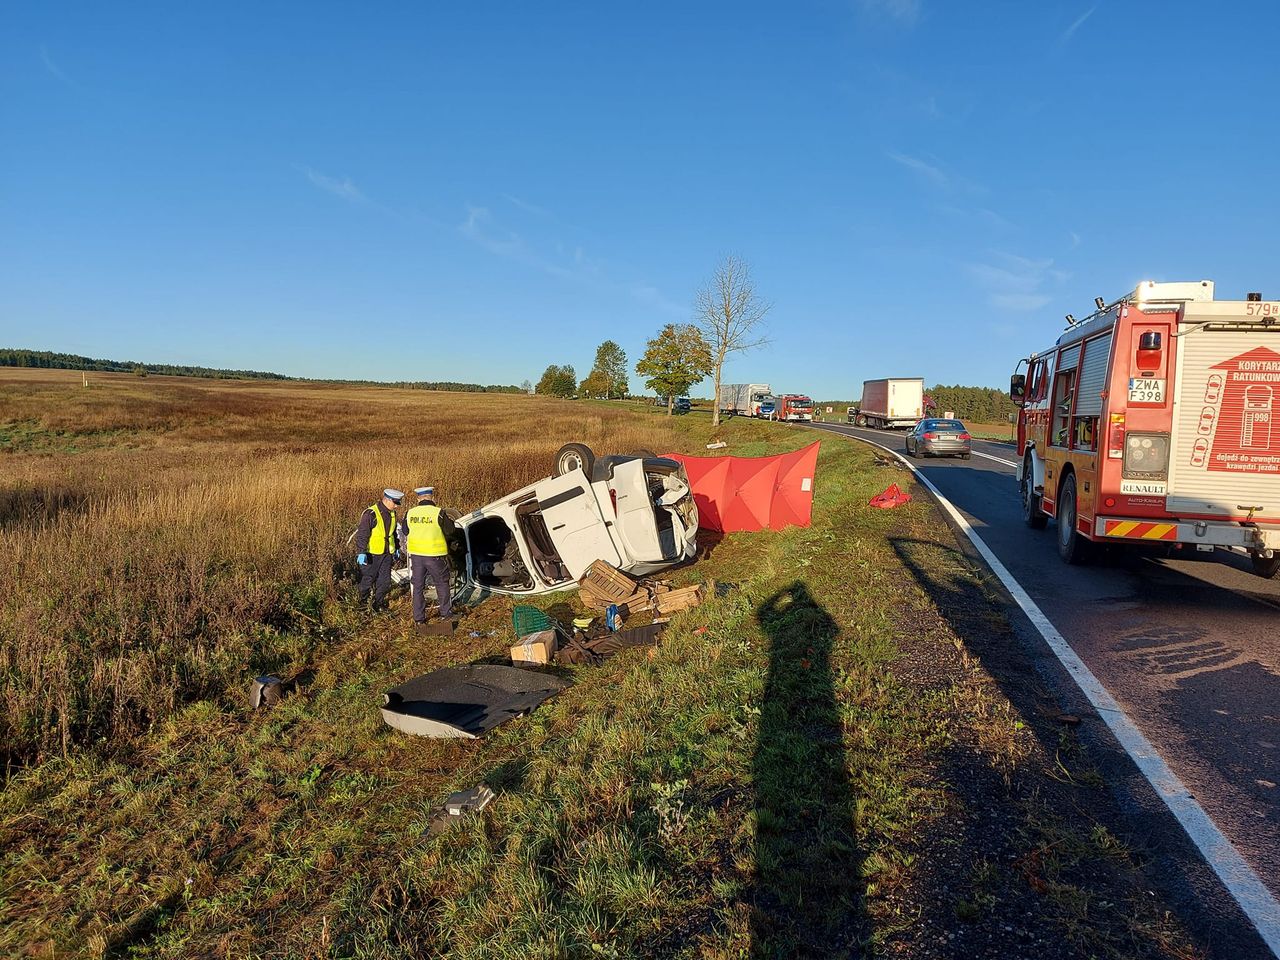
[2,1,1276,398]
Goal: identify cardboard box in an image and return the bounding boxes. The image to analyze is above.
[511,629,557,665]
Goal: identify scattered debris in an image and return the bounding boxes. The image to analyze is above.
[511,628,557,665]
[706,440,728,449]
[428,784,497,835]
[869,483,912,509]
[512,604,554,637]
[445,784,496,817]
[557,622,665,665]
[248,675,283,710]
[578,560,709,620]
[579,561,642,609]
[605,603,625,632]
[381,664,569,738]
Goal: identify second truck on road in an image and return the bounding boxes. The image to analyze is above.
[854,378,925,429]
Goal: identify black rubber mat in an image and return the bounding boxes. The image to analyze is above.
[381,664,569,738]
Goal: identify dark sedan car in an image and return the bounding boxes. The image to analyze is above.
[905,418,972,459]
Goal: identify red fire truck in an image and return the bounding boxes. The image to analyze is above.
[1011,280,1280,578]
[775,394,814,422]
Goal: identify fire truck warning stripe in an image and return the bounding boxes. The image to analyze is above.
[1105,521,1178,540]
[825,427,1280,957]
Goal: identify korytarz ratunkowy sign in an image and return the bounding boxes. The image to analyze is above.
[1198,347,1280,475]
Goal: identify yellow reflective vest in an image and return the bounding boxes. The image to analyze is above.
[405,504,448,556]
[366,504,397,555]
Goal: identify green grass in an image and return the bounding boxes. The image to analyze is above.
[0,413,1200,958]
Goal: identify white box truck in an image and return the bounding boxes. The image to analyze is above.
[720,383,772,417]
[856,378,924,429]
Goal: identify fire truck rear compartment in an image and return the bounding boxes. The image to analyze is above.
[1165,323,1279,524]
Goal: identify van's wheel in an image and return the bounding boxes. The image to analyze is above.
[554,443,595,477]
[1056,473,1092,564]
[1252,554,1280,579]
[1021,457,1047,529]
[629,448,658,459]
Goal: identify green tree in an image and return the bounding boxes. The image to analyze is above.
[535,364,577,398]
[578,369,610,398]
[635,324,713,415]
[586,340,628,399]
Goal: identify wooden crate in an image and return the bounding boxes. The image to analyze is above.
[579,560,641,605]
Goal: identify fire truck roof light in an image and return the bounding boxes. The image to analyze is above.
[1247,292,1262,301]
[1065,313,1075,325]
[1095,297,1106,310]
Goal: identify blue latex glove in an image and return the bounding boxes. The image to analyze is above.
[357,553,368,565]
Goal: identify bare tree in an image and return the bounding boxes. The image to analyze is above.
[695,255,771,427]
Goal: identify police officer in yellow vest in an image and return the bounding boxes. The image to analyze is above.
[355,488,403,611]
[405,485,456,628]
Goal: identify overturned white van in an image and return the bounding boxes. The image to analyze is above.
[398,444,699,598]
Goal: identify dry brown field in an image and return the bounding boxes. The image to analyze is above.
[1,370,681,761]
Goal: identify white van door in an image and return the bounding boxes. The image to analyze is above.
[534,471,623,579]
[609,459,665,562]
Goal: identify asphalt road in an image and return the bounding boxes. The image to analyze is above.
[811,420,1280,949]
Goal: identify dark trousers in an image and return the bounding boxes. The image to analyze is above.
[411,554,452,622]
[357,553,393,609]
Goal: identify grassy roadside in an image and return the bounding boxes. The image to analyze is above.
[2,407,1200,958]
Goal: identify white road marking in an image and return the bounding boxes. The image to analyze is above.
[837,431,1280,957]
[969,449,1018,468]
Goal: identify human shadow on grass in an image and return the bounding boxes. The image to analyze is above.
[751,581,866,957]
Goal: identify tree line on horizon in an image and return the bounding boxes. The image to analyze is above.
[0,348,524,393]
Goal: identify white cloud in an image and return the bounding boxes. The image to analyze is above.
[991,292,1052,311]
[630,283,686,317]
[39,45,75,87]
[858,0,921,26]
[502,193,550,217]
[461,204,683,314]
[886,151,947,187]
[1060,6,1096,44]
[967,252,1065,312]
[296,165,366,203]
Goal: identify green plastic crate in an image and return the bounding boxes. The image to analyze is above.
[512,605,552,638]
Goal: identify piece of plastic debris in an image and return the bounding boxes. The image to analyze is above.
[706,440,728,449]
[868,483,912,509]
[445,784,496,817]
[248,675,283,709]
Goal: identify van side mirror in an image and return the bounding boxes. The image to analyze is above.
[1010,373,1026,404]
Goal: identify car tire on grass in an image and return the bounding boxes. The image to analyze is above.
[554,443,596,477]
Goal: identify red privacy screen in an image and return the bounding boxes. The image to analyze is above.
[662,441,820,533]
